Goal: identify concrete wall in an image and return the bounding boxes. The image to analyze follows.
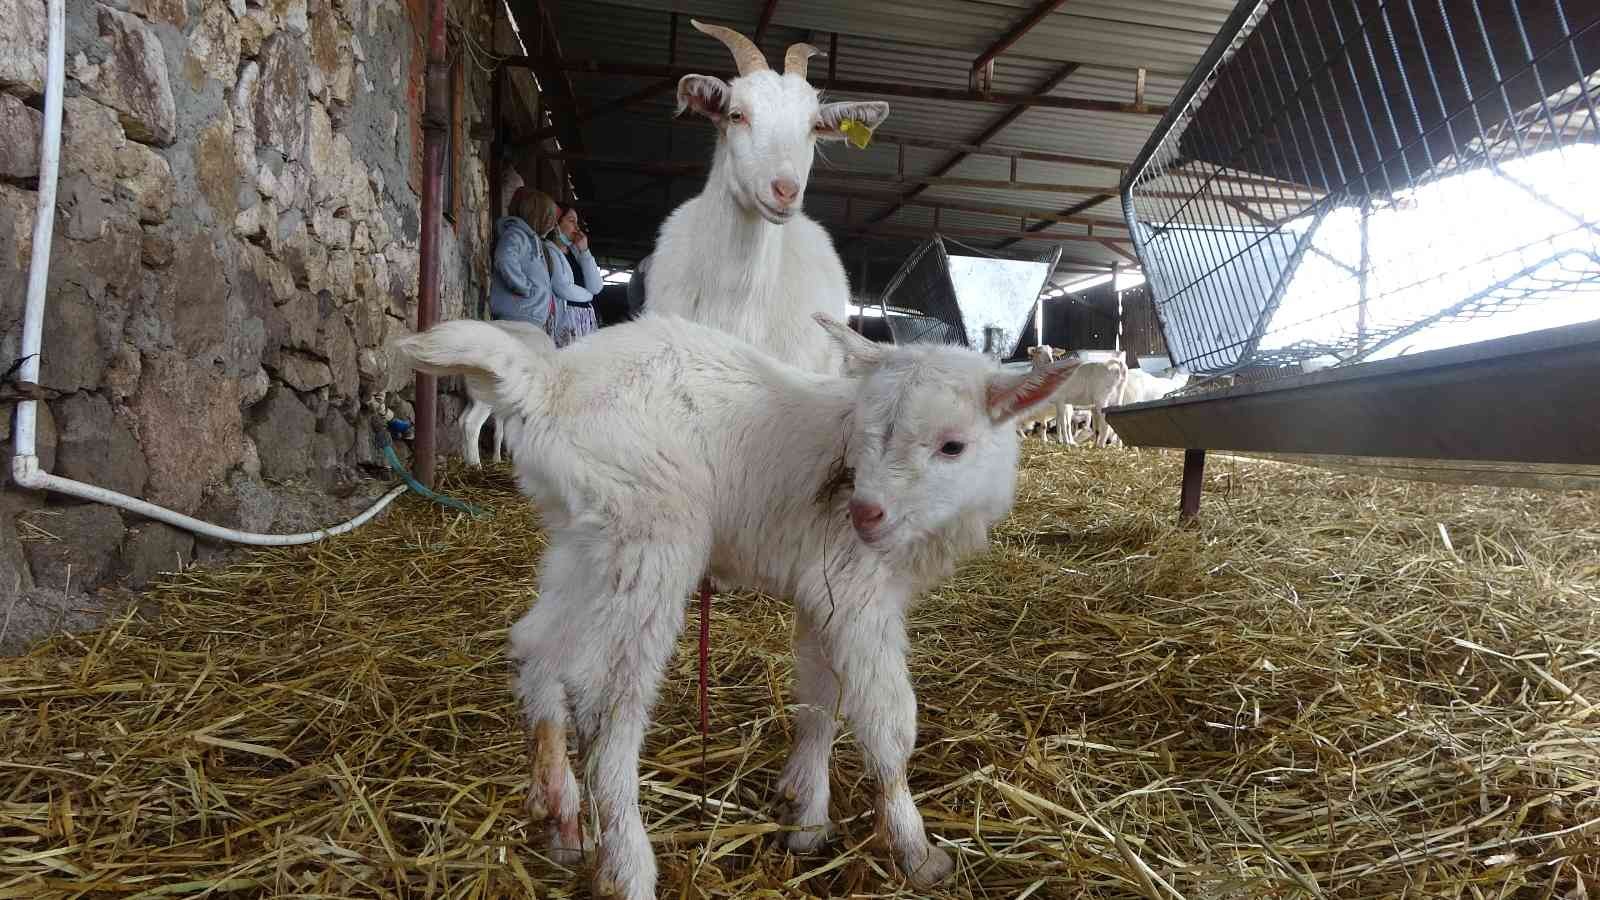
[1,0,492,649]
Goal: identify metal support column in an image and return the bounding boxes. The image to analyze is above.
[1179,449,1206,523]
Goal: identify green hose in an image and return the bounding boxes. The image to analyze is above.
[372,419,487,518]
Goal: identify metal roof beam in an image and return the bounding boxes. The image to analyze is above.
[500,58,1168,115]
[578,186,1129,229]
[538,150,1130,194]
[855,224,1133,246]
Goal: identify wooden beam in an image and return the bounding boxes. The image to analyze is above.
[530,78,677,138]
[997,192,1114,250]
[754,0,780,44]
[827,32,837,89]
[512,0,587,196]
[1102,239,1139,263]
[501,57,1169,115]
[868,60,1082,228]
[972,0,1074,77]
[874,132,1125,170]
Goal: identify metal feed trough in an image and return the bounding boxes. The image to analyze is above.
[1106,0,1600,518]
[873,236,1063,358]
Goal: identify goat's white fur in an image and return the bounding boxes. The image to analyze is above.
[1097,368,1193,446]
[460,321,557,467]
[395,313,1081,900]
[644,21,889,375]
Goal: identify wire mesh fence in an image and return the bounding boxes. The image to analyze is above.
[1122,0,1600,378]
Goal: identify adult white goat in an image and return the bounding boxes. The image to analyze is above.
[1016,345,1126,447]
[459,320,557,467]
[1097,368,1192,446]
[644,20,889,374]
[395,312,1082,900]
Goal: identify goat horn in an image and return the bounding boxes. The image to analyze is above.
[690,19,768,77]
[784,42,820,79]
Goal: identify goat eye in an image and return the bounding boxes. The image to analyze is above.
[938,440,966,457]
[728,109,745,124]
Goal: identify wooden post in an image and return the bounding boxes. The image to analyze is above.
[1112,262,1123,353]
[827,32,837,89]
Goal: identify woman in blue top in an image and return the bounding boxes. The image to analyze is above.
[489,189,562,335]
[547,203,605,347]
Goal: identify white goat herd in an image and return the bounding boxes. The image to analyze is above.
[1016,344,1194,446]
[398,314,1083,899]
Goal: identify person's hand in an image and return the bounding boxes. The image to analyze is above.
[575,231,589,252]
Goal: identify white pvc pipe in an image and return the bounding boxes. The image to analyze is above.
[8,0,412,548]
[12,459,408,545]
[12,0,65,461]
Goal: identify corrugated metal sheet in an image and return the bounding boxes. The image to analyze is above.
[522,0,1235,273]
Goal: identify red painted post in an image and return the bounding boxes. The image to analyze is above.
[413,0,449,488]
[1179,449,1205,523]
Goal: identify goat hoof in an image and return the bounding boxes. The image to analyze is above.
[525,797,548,821]
[593,879,620,897]
[904,845,955,888]
[544,816,588,865]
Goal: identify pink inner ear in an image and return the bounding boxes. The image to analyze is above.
[988,363,1077,419]
[679,79,727,120]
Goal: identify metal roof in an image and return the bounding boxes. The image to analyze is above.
[517,0,1239,283]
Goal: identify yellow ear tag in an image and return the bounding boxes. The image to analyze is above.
[839,118,873,150]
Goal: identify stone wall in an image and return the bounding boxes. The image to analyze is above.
[1,0,492,649]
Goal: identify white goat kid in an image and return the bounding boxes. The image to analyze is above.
[460,321,557,467]
[645,21,889,374]
[396,313,1082,900]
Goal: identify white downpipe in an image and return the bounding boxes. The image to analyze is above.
[9,0,411,547]
[11,0,65,461]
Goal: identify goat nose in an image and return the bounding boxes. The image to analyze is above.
[771,178,799,205]
[848,499,885,532]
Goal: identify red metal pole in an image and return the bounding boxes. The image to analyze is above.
[414,0,449,488]
[1179,449,1206,523]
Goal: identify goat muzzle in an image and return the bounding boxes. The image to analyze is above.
[691,19,769,76]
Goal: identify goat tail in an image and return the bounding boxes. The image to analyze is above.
[392,319,556,416]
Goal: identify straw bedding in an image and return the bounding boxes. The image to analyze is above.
[2,445,1597,899]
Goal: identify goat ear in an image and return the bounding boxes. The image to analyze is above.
[813,313,885,375]
[816,100,890,141]
[986,358,1082,423]
[677,74,731,122]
